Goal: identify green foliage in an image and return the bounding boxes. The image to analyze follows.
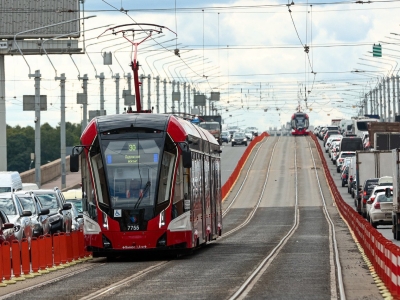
[7,122,81,173]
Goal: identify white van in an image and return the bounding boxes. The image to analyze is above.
[0,171,23,193]
[22,183,39,191]
[351,117,379,138]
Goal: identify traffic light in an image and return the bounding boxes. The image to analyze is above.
[373,44,382,57]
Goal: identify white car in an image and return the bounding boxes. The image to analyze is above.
[336,151,355,172]
[329,141,341,158]
[325,136,342,153]
[366,191,392,228]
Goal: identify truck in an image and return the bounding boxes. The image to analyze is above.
[355,151,392,216]
[352,117,379,138]
[198,115,222,145]
[368,122,400,149]
[0,171,22,193]
[391,149,400,239]
[331,119,342,127]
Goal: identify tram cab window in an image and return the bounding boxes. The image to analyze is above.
[172,159,184,219]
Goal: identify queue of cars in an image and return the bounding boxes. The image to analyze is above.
[0,185,83,244]
[221,126,259,147]
[317,124,395,229]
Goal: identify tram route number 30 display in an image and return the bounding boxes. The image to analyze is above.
[128,225,140,231]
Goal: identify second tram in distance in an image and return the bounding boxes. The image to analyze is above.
[70,113,222,257]
[291,112,309,136]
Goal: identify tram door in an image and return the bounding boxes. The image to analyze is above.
[209,157,216,238]
[203,155,211,241]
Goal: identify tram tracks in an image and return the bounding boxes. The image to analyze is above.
[227,136,346,300]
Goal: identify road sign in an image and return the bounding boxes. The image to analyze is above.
[373,44,382,57]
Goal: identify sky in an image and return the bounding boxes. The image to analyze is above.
[2,0,400,131]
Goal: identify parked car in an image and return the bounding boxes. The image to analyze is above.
[221,131,231,143]
[0,193,32,242]
[0,210,15,244]
[356,178,379,217]
[63,189,83,213]
[231,132,247,147]
[366,191,393,228]
[32,188,72,234]
[66,202,84,232]
[15,191,50,237]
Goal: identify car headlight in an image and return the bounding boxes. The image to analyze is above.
[244,138,247,141]
[14,225,21,232]
[33,224,41,230]
[232,139,235,141]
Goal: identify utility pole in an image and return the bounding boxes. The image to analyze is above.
[379,83,383,119]
[369,92,373,115]
[163,79,167,113]
[147,74,151,111]
[183,82,186,114]
[383,79,387,121]
[31,70,41,187]
[96,72,105,116]
[387,77,391,122]
[393,75,396,121]
[55,73,66,189]
[187,84,191,114]
[126,72,132,92]
[364,94,368,115]
[397,75,400,120]
[0,55,6,171]
[156,76,160,113]
[113,73,120,114]
[78,74,88,132]
[172,80,176,113]
[177,81,181,114]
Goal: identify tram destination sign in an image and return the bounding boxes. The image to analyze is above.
[0,0,80,39]
[106,153,159,165]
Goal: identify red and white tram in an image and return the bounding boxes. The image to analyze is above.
[70,113,222,257]
[291,112,309,136]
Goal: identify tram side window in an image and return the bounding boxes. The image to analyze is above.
[172,159,184,219]
[91,153,110,207]
[157,151,176,205]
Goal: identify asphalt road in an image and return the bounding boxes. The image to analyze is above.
[2,136,382,300]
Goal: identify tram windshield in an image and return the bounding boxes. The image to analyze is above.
[292,114,309,129]
[99,138,169,210]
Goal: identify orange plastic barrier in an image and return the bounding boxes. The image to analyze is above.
[30,237,40,273]
[2,242,12,282]
[310,132,400,298]
[59,233,67,264]
[78,230,85,259]
[71,231,79,261]
[20,238,31,276]
[11,240,22,279]
[53,233,61,266]
[38,236,46,271]
[66,233,73,263]
[45,234,53,269]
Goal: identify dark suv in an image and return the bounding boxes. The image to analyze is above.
[356,178,378,217]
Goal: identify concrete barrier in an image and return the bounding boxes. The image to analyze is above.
[20,156,71,185]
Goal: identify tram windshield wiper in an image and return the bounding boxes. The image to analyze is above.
[133,181,151,209]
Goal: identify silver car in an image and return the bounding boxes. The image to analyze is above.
[15,191,50,237]
[66,201,84,232]
[32,188,72,234]
[0,193,33,242]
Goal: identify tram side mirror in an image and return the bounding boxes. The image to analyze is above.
[179,142,192,169]
[70,154,79,172]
